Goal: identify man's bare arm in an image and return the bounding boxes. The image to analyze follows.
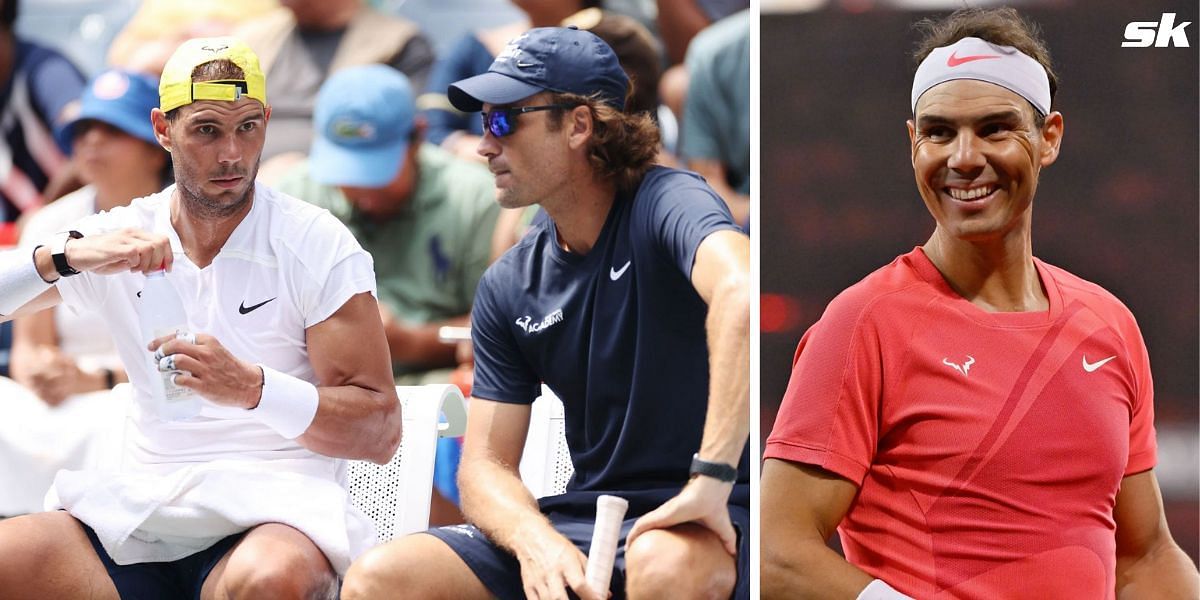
[761,459,876,599]
[1114,469,1199,599]
[1,229,172,323]
[457,397,602,600]
[378,308,469,369]
[626,229,749,552]
[299,292,402,463]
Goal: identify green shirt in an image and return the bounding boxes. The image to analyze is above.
[277,144,498,328]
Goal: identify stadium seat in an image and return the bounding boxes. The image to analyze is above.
[347,384,467,541]
[518,385,574,498]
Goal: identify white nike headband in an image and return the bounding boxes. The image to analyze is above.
[911,37,1051,117]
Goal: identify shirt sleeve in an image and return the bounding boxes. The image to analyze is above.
[469,268,540,404]
[1122,314,1157,476]
[764,291,885,486]
[291,210,376,327]
[640,171,739,280]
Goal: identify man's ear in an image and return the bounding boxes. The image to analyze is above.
[1038,111,1064,167]
[151,108,172,153]
[906,119,918,169]
[566,105,593,151]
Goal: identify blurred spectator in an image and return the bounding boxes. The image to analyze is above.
[1,69,166,517]
[678,9,748,227]
[0,0,86,224]
[237,0,434,164]
[276,64,500,525]
[422,2,660,163]
[655,0,747,148]
[656,0,747,65]
[276,65,497,382]
[106,0,279,75]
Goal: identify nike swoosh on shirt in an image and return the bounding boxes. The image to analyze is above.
[1082,355,1116,373]
[239,297,277,314]
[609,261,632,281]
[946,52,1001,67]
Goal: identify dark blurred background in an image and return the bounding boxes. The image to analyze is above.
[759,0,1199,562]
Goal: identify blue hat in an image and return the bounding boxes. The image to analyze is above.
[58,70,160,150]
[448,26,628,113]
[311,64,415,188]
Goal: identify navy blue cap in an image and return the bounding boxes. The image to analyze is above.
[57,70,160,150]
[448,26,628,113]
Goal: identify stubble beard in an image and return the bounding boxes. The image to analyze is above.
[175,162,259,221]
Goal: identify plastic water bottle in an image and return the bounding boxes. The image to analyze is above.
[137,269,201,420]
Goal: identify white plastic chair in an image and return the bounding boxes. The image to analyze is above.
[518,384,574,498]
[346,384,467,541]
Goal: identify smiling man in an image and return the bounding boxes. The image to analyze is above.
[0,37,398,599]
[761,8,1199,600]
[342,26,751,600]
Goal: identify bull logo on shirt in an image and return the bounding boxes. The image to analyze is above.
[942,355,975,377]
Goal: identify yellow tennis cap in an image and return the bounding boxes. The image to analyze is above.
[159,37,267,113]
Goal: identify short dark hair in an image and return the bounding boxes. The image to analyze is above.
[546,91,659,193]
[164,59,249,121]
[913,7,1057,122]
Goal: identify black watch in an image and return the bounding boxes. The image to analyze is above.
[50,230,83,278]
[689,453,738,483]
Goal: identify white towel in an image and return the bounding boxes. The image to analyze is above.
[0,377,115,516]
[46,458,376,574]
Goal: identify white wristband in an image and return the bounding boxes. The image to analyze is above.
[0,246,52,315]
[857,579,915,600]
[253,364,319,439]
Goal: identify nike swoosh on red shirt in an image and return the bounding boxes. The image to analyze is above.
[946,52,1001,67]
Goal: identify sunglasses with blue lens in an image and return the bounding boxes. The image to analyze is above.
[482,104,573,138]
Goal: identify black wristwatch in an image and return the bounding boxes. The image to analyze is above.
[689,453,738,483]
[49,230,83,278]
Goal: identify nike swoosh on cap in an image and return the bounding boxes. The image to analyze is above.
[946,52,1001,67]
[239,297,277,314]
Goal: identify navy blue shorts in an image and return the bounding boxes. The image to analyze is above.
[80,519,245,599]
[426,505,750,600]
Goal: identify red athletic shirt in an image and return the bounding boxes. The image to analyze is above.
[765,248,1157,599]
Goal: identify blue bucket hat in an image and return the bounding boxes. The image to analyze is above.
[310,64,416,188]
[448,26,629,113]
[57,70,160,150]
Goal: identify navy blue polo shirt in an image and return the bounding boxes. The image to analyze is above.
[471,166,750,516]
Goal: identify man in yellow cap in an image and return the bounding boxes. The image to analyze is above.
[0,37,398,598]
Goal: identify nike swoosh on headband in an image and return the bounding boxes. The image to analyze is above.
[946,52,1001,67]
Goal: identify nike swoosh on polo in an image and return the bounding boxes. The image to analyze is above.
[609,260,632,281]
[946,52,1001,67]
[239,297,277,314]
[1082,355,1116,373]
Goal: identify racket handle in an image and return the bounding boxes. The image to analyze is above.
[585,494,629,595]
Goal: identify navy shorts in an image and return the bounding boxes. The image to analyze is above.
[426,505,750,600]
[80,519,245,599]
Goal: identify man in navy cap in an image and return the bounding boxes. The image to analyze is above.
[342,26,751,600]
